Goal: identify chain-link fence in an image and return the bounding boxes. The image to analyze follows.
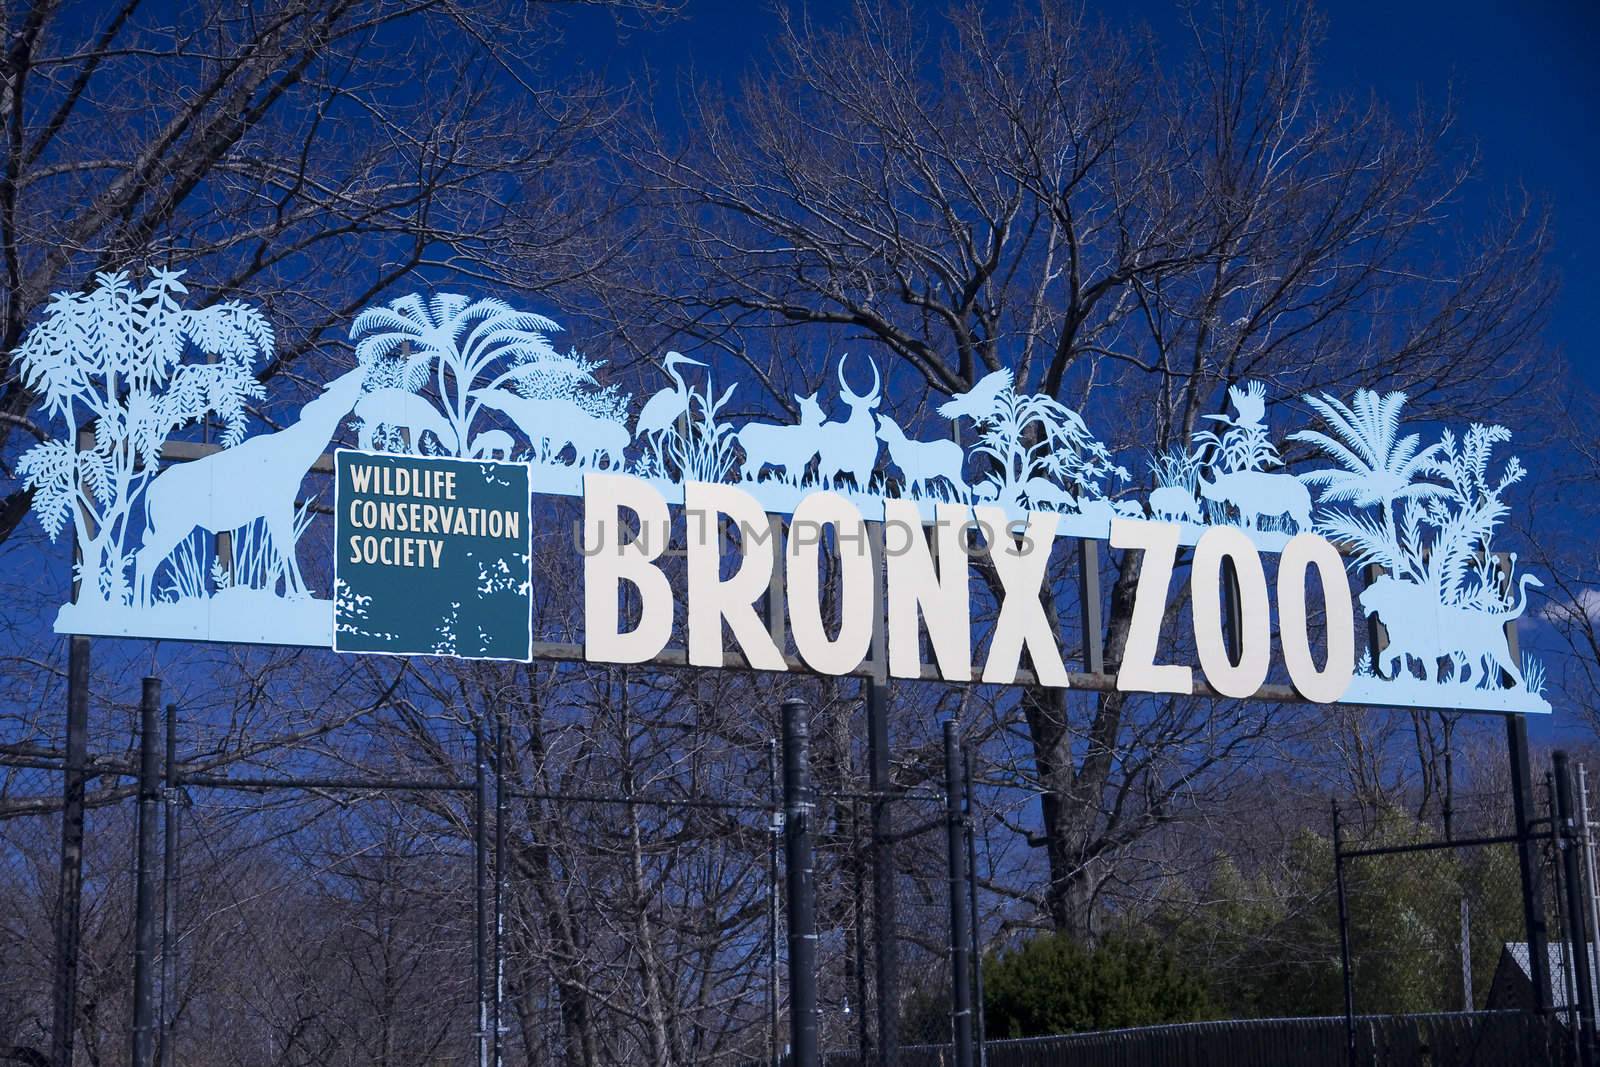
[1330,754,1600,1066]
[1335,790,1532,1017]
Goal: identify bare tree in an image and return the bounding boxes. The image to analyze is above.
[0,0,674,544]
[600,0,1556,935]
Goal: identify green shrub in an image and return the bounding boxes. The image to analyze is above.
[980,930,1211,1038]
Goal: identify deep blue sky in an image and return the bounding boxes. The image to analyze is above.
[569,0,1598,389]
[1312,0,1597,390]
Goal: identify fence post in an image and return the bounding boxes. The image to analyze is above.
[1332,800,1356,1067]
[769,737,783,1067]
[867,678,899,1066]
[783,698,819,1067]
[51,634,91,1067]
[944,721,974,1067]
[131,677,161,1067]
[475,719,491,1067]
[159,703,181,1067]
[493,706,508,1067]
[963,748,986,1067]
[1555,752,1597,1067]
[1509,714,1554,1014]
[1581,765,1600,1000]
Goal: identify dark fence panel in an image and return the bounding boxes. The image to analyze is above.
[817,1011,1570,1067]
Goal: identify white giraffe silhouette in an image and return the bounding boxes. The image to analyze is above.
[134,367,368,606]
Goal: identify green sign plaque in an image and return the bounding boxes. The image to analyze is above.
[333,450,531,660]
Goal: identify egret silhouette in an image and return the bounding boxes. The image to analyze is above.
[635,351,704,442]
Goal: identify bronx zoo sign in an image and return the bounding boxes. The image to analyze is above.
[16,270,1550,714]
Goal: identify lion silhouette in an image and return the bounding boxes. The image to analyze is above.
[1359,573,1542,688]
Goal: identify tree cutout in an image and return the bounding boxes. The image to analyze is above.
[17,269,272,604]
[350,293,589,457]
[942,371,1126,510]
[1300,394,1544,696]
[1290,389,1448,554]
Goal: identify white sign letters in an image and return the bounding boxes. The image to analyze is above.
[581,478,1359,704]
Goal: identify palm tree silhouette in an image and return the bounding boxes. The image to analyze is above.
[1290,389,1447,553]
[350,293,584,454]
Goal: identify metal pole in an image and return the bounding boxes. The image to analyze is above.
[1580,764,1600,990]
[475,720,491,1067]
[1077,540,1103,674]
[1332,801,1356,1067]
[51,634,90,1067]
[1510,714,1555,1013]
[769,737,782,1067]
[853,795,869,1057]
[782,698,818,1067]
[1442,734,1473,1013]
[1555,752,1597,1066]
[1553,772,1581,1046]
[866,678,899,1067]
[943,721,974,1067]
[159,703,181,1067]
[963,749,986,1067]
[493,707,507,1067]
[131,677,161,1067]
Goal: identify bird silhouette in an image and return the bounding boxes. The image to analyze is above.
[936,368,1013,421]
[1228,381,1267,427]
[635,351,704,440]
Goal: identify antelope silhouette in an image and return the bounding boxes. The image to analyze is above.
[815,356,881,491]
[1020,477,1077,512]
[875,414,968,499]
[134,367,368,606]
[736,392,825,483]
[353,389,459,454]
[469,388,629,469]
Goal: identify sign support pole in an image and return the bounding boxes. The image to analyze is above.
[493,706,508,1067]
[782,698,818,1067]
[943,721,974,1067]
[475,720,491,1067]
[963,748,986,1067]
[1509,714,1554,1013]
[131,677,161,1067]
[867,679,898,1066]
[768,738,782,1067]
[51,634,91,1067]
[1555,751,1598,1066]
[1332,801,1356,1067]
[159,702,181,1067]
[866,523,899,1067]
